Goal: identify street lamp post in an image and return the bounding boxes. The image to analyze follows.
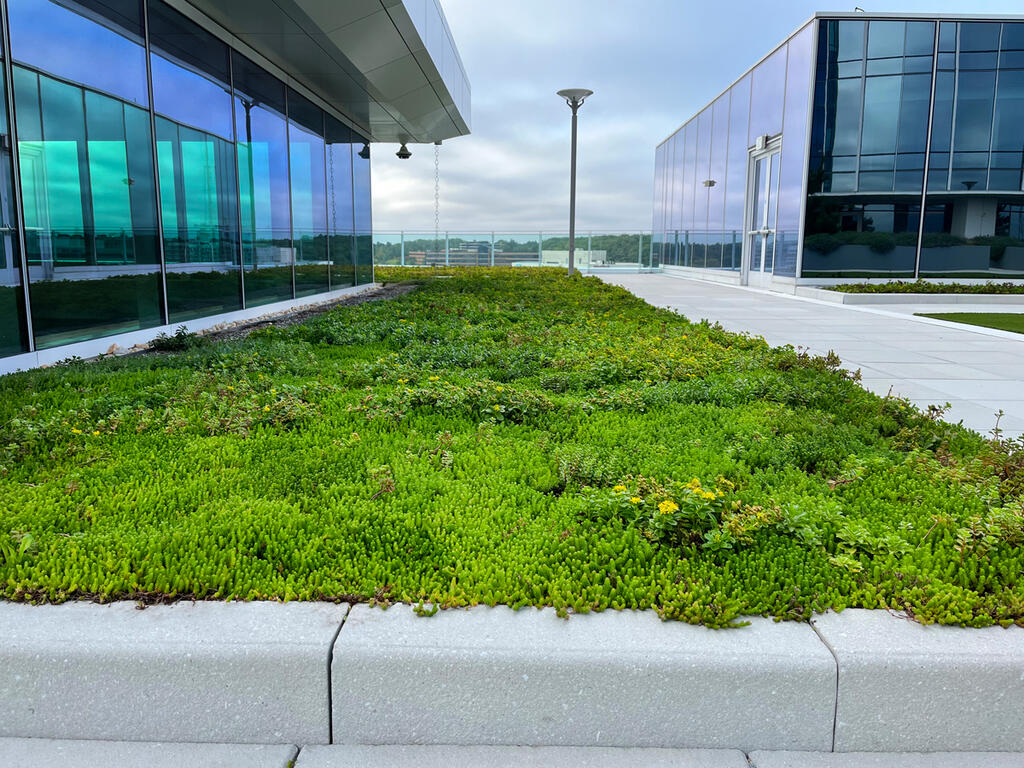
[557,88,593,276]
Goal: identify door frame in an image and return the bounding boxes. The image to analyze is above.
[741,135,782,287]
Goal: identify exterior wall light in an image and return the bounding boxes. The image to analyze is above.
[396,143,412,160]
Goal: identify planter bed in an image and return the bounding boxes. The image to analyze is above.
[0,267,1022,629]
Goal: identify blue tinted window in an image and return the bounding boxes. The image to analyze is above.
[903,56,933,74]
[861,76,901,154]
[938,22,956,53]
[837,21,865,61]
[748,47,787,144]
[1003,23,1024,51]
[8,0,148,105]
[953,70,996,153]
[905,22,935,56]
[897,73,932,154]
[288,89,328,298]
[15,65,161,348]
[960,22,1000,52]
[326,115,354,288]
[0,65,29,355]
[994,69,1024,151]
[723,75,750,232]
[233,52,292,306]
[352,133,372,284]
[867,21,904,59]
[866,58,901,76]
[148,2,232,140]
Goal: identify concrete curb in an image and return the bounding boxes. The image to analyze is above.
[794,286,1024,305]
[0,603,1022,752]
[332,605,835,751]
[0,601,349,744]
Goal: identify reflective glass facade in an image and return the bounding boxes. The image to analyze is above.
[653,22,814,279]
[654,14,1024,284]
[0,0,371,359]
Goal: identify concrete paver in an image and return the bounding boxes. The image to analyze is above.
[0,738,297,768]
[296,745,750,767]
[749,751,1024,767]
[604,274,1024,437]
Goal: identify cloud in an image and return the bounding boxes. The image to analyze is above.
[372,0,1024,232]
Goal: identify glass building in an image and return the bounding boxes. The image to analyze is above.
[652,13,1024,287]
[0,0,470,368]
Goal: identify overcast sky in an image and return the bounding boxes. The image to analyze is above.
[372,0,1024,233]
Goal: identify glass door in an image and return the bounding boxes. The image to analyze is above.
[745,148,780,288]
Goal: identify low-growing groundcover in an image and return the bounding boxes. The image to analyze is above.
[1,268,1023,628]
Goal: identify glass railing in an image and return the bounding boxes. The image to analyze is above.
[373,231,657,271]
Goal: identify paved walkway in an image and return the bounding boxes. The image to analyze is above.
[604,273,1024,438]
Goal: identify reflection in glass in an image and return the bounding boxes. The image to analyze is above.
[353,133,372,284]
[156,118,240,321]
[776,24,814,277]
[288,89,328,297]
[149,3,240,322]
[233,52,292,306]
[326,115,355,288]
[0,61,29,356]
[15,64,161,348]
[148,0,233,140]
[8,0,148,106]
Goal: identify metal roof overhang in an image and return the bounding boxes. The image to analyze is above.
[179,0,471,144]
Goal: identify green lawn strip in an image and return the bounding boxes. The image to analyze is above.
[916,312,1024,335]
[1,267,1022,628]
[829,280,1024,294]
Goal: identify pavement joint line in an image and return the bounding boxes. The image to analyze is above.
[326,603,352,745]
[809,619,841,753]
[650,271,1024,341]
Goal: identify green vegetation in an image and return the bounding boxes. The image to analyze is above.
[1,268,1023,627]
[917,313,1024,335]
[830,280,1024,294]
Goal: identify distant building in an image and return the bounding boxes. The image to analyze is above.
[652,13,1024,288]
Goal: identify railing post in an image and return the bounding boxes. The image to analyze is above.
[445,232,449,266]
[490,232,495,267]
[538,232,542,265]
[587,231,592,272]
[400,231,405,266]
[637,233,642,270]
[732,230,738,269]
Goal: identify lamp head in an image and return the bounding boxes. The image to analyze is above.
[358,143,370,160]
[557,88,594,107]
[396,143,412,160]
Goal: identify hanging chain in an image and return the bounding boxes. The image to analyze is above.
[433,142,441,248]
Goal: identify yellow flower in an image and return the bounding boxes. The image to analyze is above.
[629,497,642,504]
[71,428,82,435]
[612,484,627,492]
[397,378,408,384]
[492,405,501,411]
[496,386,503,392]
[658,500,679,515]
[92,430,100,436]
[700,490,717,501]
[429,376,439,381]
[263,405,270,412]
